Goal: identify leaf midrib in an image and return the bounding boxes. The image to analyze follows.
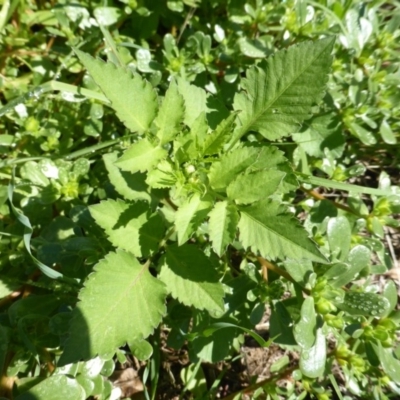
[84,257,152,347]
[76,50,149,133]
[241,210,323,260]
[237,39,332,138]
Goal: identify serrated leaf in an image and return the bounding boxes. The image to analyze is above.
[208,201,239,256]
[202,113,237,156]
[191,111,209,150]
[175,193,213,245]
[155,80,185,145]
[159,244,224,313]
[177,78,207,127]
[59,250,166,365]
[146,159,177,188]
[232,38,334,142]
[247,145,288,171]
[238,200,326,262]
[227,169,286,204]
[208,146,260,192]
[90,199,164,257]
[0,277,19,299]
[115,139,167,173]
[74,49,157,134]
[103,152,151,202]
[299,328,326,378]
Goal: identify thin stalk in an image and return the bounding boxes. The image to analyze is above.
[300,186,362,217]
[0,81,109,118]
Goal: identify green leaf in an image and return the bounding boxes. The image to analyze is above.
[190,326,238,363]
[380,119,397,145]
[20,161,50,186]
[227,169,285,204]
[208,146,260,192]
[128,339,153,361]
[74,49,157,134]
[175,193,213,245]
[115,139,167,173]
[146,160,178,188]
[89,199,165,257]
[231,37,334,142]
[294,297,316,350]
[327,216,351,261]
[208,201,239,256]
[247,145,288,171]
[292,113,345,158]
[299,328,326,378]
[9,294,63,326]
[270,301,296,345]
[15,375,86,400]
[202,113,237,156]
[283,259,313,286]
[238,200,326,262]
[383,280,397,316]
[177,78,207,127]
[159,244,224,314]
[0,277,19,299]
[190,112,209,151]
[376,343,400,385]
[337,291,390,317]
[59,250,167,365]
[155,80,185,145]
[330,245,370,287]
[103,152,151,202]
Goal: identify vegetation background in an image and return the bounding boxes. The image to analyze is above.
[1,0,400,399]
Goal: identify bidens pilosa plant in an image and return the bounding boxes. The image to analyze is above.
[2,29,400,399]
[57,38,334,362]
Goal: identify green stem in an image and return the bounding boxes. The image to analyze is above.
[0,81,109,118]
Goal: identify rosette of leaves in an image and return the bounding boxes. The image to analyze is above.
[57,38,334,365]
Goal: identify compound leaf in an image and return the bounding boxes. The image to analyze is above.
[159,244,224,314]
[74,49,157,134]
[238,200,326,262]
[232,37,334,142]
[59,250,167,365]
[208,201,239,256]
